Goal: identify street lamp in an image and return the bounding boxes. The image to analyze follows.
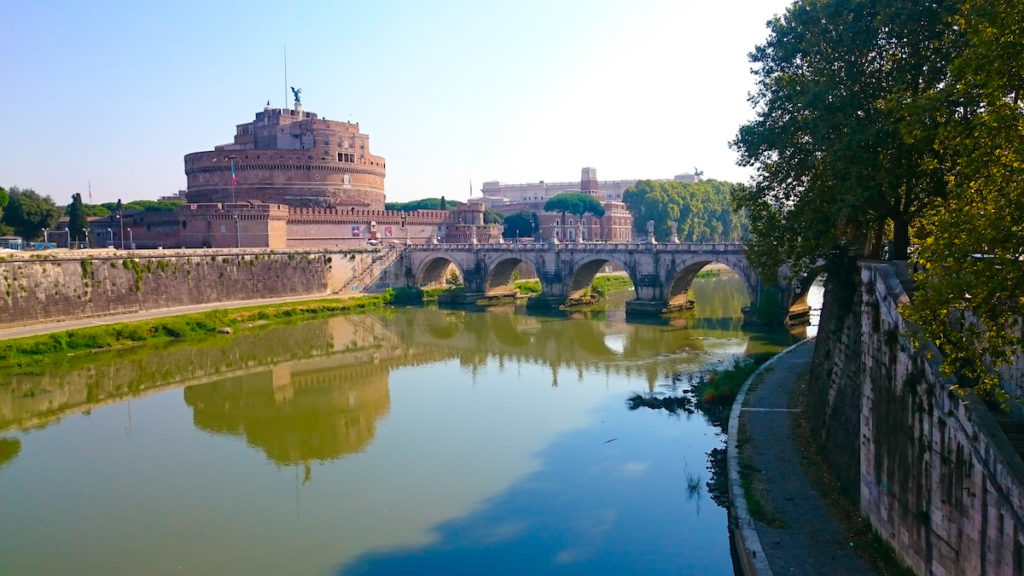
[107,228,113,247]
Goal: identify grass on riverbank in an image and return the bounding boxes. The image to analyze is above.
[0,294,390,374]
[693,352,775,407]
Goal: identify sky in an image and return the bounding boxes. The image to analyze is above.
[0,0,793,206]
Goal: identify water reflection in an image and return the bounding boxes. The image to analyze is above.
[184,362,390,466]
[0,276,795,576]
[0,437,20,471]
[1,277,771,437]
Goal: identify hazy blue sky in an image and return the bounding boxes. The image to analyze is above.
[1,0,792,205]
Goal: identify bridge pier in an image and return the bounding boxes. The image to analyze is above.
[625,298,693,316]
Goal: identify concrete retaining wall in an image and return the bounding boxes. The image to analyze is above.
[810,262,1024,575]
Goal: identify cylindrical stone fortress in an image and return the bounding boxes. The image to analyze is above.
[184,105,386,210]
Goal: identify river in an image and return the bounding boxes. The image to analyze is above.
[0,274,794,575]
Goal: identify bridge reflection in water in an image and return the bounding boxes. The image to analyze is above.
[0,274,765,446]
[0,275,797,576]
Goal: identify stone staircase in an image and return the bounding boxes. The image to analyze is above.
[341,245,402,294]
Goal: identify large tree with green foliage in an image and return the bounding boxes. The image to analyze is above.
[67,193,88,244]
[0,187,10,235]
[906,0,1024,398]
[98,199,183,214]
[2,187,61,240]
[731,0,959,274]
[483,208,504,225]
[385,198,462,212]
[623,179,748,242]
[544,193,605,241]
[502,211,538,240]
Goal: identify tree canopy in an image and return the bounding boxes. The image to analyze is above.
[622,179,749,243]
[483,208,504,225]
[0,187,9,236]
[98,200,183,214]
[544,193,605,240]
[904,0,1024,398]
[502,211,538,239]
[67,193,87,243]
[544,193,605,218]
[1,187,60,240]
[385,198,463,212]
[733,0,1024,398]
[731,0,959,273]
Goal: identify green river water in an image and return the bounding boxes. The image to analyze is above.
[0,274,796,575]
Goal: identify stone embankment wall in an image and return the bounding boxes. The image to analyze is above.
[0,248,381,329]
[810,262,1024,576]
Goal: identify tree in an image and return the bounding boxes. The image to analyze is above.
[385,198,462,212]
[906,0,1024,399]
[503,211,538,240]
[68,193,87,244]
[731,0,959,274]
[622,179,748,243]
[0,187,9,235]
[544,193,605,241]
[483,208,504,225]
[2,187,61,240]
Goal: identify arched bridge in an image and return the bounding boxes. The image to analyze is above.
[396,242,759,315]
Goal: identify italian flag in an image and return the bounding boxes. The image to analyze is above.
[231,162,237,185]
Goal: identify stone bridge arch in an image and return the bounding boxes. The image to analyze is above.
[564,256,633,302]
[480,254,541,298]
[664,258,759,311]
[398,243,763,316]
[414,255,465,289]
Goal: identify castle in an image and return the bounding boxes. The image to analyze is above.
[83,102,494,250]
[184,103,387,210]
[76,101,663,250]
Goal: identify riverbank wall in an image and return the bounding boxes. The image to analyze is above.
[809,261,1024,575]
[0,248,387,329]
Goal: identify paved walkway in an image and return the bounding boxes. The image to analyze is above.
[730,339,876,575]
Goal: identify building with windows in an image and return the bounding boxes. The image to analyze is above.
[480,167,635,243]
[479,170,698,208]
